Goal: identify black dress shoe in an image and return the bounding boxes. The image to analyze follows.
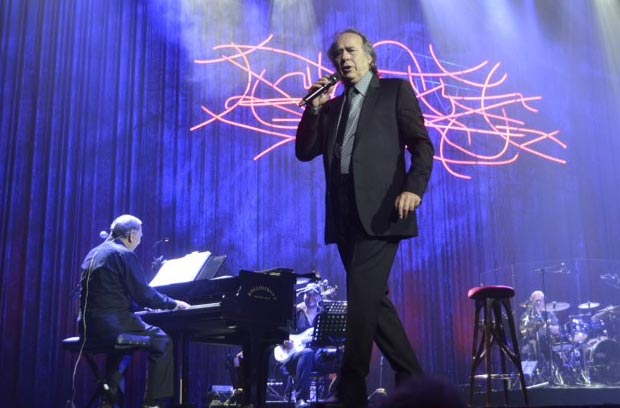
[101,384,120,408]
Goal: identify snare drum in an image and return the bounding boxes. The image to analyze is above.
[584,337,620,384]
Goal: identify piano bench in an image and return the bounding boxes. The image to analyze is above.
[62,334,151,408]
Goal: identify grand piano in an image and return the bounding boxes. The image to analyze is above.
[138,268,302,408]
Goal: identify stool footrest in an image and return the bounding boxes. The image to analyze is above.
[62,334,151,353]
[474,373,518,380]
[61,334,150,407]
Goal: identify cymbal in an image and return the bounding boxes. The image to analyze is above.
[542,301,570,312]
[578,301,600,310]
[593,305,620,320]
[519,300,531,308]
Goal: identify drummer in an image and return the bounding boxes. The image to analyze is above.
[519,290,561,358]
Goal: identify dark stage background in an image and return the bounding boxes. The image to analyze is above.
[1,1,619,407]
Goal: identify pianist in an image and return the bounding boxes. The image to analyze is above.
[77,214,190,408]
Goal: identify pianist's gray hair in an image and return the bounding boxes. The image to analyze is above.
[110,214,142,239]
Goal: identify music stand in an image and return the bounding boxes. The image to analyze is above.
[196,254,227,280]
[311,301,347,348]
[309,301,346,401]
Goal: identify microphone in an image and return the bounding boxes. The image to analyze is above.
[151,237,170,274]
[99,231,109,240]
[298,73,341,107]
[152,237,170,250]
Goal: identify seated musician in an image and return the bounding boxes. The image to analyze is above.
[77,215,190,408]
[519,290,560,360]
[274,283,324,408]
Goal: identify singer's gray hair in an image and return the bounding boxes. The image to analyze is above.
[110,214,142,239]
[328,28,378,76]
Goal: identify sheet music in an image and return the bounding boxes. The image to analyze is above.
[149,250,211,287]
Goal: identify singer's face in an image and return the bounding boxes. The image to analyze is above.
[333,33,373,84]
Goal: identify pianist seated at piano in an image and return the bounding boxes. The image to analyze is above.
[77,214,190,408]
[273,282,333,408]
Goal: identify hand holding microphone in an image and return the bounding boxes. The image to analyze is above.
[299,72,341,108]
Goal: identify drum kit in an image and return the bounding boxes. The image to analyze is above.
[519,300,620,386]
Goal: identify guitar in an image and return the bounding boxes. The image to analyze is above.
[273,327,314,363]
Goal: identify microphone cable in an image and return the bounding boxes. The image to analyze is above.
[67,233,111,407]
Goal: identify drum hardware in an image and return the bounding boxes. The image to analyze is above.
[532,266,566,386]
[518,279,620,388]
[520,306,620,386]
[550,311,620,386]
[551,341,583,385]
[519,312,566,386]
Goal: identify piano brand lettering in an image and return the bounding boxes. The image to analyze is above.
[247,285,277,300]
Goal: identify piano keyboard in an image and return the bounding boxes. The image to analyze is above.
[136,302,221,315]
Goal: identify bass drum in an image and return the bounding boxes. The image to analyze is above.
[584,337,620,384]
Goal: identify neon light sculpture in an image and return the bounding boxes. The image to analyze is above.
[192,35,565,179]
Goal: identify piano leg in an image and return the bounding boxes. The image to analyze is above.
[170,332,196,408]
[241,328,276,408]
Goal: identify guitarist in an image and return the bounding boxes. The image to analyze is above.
[278,283,323,408]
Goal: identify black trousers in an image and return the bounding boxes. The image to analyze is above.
[81,312,174,403]
[333,175,423,407]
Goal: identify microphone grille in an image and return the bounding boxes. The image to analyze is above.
[328,72,341,84]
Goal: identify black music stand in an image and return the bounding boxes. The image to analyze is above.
[311,301,347,348]
[196,254,227,280]
[309,301,346,401]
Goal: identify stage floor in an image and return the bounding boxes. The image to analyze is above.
[469,384,620,407]
[262,385,620,408]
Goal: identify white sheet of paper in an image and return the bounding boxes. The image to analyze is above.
[149,250,211,287]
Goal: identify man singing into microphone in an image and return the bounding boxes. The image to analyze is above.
[295,29,434,407]
[78,214,190,408]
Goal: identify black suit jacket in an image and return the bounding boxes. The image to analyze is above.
[296,75,434,243]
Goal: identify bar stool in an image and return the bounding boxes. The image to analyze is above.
[468,285,528,407]
[62,333,151,407]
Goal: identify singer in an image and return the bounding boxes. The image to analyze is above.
[77,214,190,408]
[295,29,434,407]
